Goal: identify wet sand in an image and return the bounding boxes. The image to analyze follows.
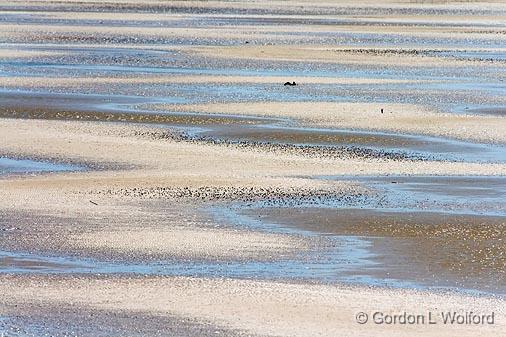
[1,0,506,336]
[245,207,506,293]
[161,102,506,144]
[2,92,505,163]
[467,107,506,116]
[1,274,505,337]
[0,157,80,175]
[1,116,505,335]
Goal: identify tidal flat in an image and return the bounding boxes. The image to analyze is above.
[1,1,506,336]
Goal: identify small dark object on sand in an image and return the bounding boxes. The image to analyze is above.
[284,81,297,86]
[89,200,98,205]
[381,108,384,113]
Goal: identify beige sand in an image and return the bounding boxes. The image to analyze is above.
[0,275,504,337]
[2,119,506,182]
[2,118,505,261]
[1,0,505,335]
[1,118,506,261]
[0,118,361,259]
[0,49,63,58]
[72,228,306,260]
[0,74,421,88]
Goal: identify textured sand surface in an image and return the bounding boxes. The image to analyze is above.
[0,49,63,58]
[71,228,306,259]
[2,119,506,181]
[190,44,502,67]
[0,275,504,337]
[1,0,506,336]
[0,74,419,88]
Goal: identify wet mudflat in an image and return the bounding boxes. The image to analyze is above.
[1,1,506,336]
[231,175,506,294]
[243,206,506,294]
[3,89,506,163]
[192,124,506,163]
[466,107,506,116]
[0,2,505,288]
[0,157,81,175]
[330,175,506,215]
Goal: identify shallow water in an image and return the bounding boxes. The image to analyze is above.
[233,175,506,294]
[5,88,504,164]
[0,157,81,175]
[238,205,506,295]
[1,244,495,297]
[2,59,505,121]
[193,124,506,163]
[0,243,377,284]
[1,0,506,302]
[323,175,506,216]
